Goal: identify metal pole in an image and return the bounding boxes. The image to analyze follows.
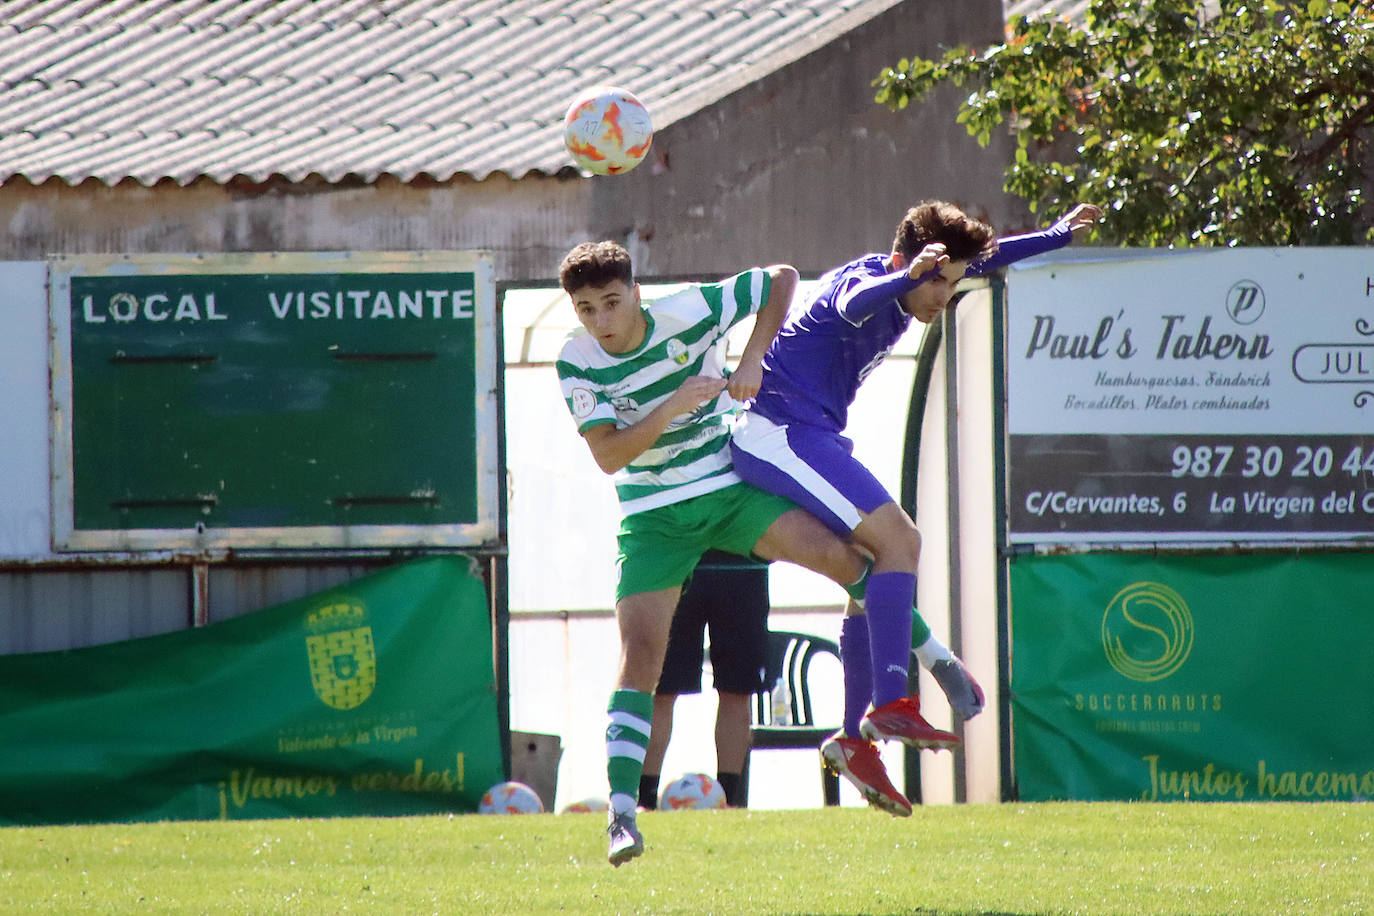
[942,301,968,803]
[898,317,947,805]
[988,273,1016,802]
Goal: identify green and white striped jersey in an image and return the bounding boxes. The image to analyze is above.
[557,269,771,517]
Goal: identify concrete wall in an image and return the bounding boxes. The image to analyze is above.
[0,173,591,282]
[591,0,1023,277]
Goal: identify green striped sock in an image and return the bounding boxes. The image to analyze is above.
[606,688,653,815]
[911,606,932,648]
[912,603,954,669]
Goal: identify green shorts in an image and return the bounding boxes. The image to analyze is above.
[615,483,795,602]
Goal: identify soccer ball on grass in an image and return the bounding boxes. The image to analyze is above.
[658,772,728,810]
[563,85,654,175]
[558,796,610,814]
[478,781,544,814]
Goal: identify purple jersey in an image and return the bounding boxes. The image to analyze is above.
[750,223,1074,433]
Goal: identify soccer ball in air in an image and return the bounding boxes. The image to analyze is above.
[478,781,544,814]
[563,85,654,175]
[659,772,728,810]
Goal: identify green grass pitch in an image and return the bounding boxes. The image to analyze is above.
[1,803,1368,915]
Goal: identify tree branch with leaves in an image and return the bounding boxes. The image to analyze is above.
[875,0,1374,246]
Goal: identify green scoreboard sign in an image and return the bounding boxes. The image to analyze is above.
[49,252,500,551]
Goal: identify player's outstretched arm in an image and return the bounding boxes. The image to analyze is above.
[1055,203,1103,236]
[581,376,729,473]
[727,265,797,401]
[836,249,948,327]
[970,203,1102,276]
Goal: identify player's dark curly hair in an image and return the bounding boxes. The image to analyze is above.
[559,240,634,293]
[892,201,997,263]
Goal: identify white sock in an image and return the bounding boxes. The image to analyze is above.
[913,635,954,670]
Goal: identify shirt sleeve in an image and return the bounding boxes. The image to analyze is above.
[555,359,617,434]
[968,221,1074,277]
[718,267,772,329]
[835,268,922,327]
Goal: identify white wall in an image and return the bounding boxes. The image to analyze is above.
[0,262,53,558]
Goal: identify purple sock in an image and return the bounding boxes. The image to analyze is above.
[839,614,872,738]
[866,571,916,708]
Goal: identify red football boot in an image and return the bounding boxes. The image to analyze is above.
[820,733,912,817]
[859,696,960,750]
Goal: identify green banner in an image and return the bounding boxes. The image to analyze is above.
[1010,551,1374,801]
[0,557,503,825]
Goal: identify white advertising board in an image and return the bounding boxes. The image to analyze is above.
[1006,248,1374,543]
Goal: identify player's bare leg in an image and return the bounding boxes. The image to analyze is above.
[605,587,678,866]
[750,507,867,586]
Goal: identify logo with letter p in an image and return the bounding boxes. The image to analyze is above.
[1225,280,1265,325]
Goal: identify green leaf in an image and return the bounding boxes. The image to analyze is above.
[872,1,1374,244]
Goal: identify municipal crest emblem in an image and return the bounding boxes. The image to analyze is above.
[304,601,377,710]
[570,386,596,419]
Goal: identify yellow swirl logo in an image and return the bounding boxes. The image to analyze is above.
[1101,581,1194,682]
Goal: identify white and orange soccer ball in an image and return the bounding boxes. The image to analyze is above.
[558,796,609,815]
[658,772,728,810]
[478,781,544,814]
[563,85,654,175]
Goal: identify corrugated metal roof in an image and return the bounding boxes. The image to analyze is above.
[1004,1,1223,29]
[0,0,907,186]
[1003,0,1091,26]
